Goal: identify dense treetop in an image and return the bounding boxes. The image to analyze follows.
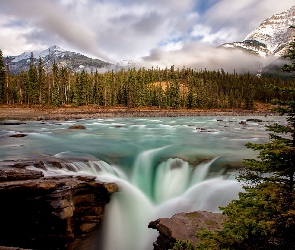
[0,53,294,109]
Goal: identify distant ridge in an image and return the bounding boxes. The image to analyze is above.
[5,45,112,74]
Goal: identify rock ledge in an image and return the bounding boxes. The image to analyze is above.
[0,168,118,249]
[149,211,226,250]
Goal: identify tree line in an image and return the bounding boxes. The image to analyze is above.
[0,51,295,110]
[172,30,295,250]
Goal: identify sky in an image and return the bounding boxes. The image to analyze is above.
[0,0,294,71]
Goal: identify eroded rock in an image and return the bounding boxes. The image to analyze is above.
[149,211,226,250]
[0,168,118,249]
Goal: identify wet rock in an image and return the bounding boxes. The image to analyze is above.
[68,125,86,129]
[0,122,26,125]
[239,121,246,125]
[149,211,226,250]
[9,134,27,138]
[76,175,97,182]
[0,168,43,181]
[246,118,263,122]
[12,162,31,169]
[12,161,47,171]
[0,168,118,249]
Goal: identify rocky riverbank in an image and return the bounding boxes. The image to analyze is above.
[0,105,276,121]
[0,168,118,250]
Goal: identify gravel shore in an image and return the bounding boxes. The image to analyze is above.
[0,106,277,121]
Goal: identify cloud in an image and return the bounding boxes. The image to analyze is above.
[142,41,274,74]
[0,0,110,61]
[200,0,295,43]
[0,0,294,68]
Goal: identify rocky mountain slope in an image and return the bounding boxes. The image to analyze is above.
[6,45,112,74]
[222,5,295,58]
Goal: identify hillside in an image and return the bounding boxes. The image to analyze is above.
[5,45,112,74]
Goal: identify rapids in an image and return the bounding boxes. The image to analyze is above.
[0,116,286,250]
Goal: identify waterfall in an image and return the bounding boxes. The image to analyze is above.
[6,116,275,250]
[131,146,169,198]
[101,178,155,250]
[36,155,242,250]
[154,158,191,203]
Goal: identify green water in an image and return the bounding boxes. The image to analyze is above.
[0,116,286,250]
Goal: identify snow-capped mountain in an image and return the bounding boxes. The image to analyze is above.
[222,5,295,58]
[6,45,112,74]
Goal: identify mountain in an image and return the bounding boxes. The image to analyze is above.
[221,5,295,58]
[5,45,112,74]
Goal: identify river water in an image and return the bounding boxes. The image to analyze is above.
[0,116,286,250]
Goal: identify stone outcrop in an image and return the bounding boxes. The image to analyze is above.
[149,211,226,250]
[68,125,86,129]
[0,168,118,250]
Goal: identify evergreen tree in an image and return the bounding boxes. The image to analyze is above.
[28,53,39,104]
[5,57,10,104]
[38,57,46,105]
[174,34,295,250]
[0,50,5,104]
[282,26,295,75]
[51,61,61,107]
[168,66,181,109]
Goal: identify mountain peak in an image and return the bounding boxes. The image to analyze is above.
[6,46,111,74]
[221,5,295,57]
[48,45,61,50]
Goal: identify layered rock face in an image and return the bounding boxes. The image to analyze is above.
[0,168,118,249]
[222,5,295,57]
[149,211,226,250]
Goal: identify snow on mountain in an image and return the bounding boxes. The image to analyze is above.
[6,45,111,74]
[221,5,295,58]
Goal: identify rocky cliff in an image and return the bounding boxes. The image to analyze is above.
[221,5,295,58]
[0,168,118,250]
[149,211,226,250]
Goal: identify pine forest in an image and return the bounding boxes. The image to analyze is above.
[1,51,295,110]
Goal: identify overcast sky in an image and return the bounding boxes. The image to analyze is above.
[0,0,294,70]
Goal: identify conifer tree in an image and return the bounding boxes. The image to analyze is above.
[0,50,5,104]
[5,57,10,104]
[38,57,46,105]
[28,53,39,104]
[174,33,295,250]
[282,26,295,75]
[51,61,61,107]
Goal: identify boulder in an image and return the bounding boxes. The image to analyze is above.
[68,125,86,129]
[9,134,27,138]
[0,168,118,249]
[149,211,226,250]
[246,118,263,122]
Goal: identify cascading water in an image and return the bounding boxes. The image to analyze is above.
[0,116,286,250]
[39,156,243,250]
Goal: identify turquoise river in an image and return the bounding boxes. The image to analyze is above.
[0,115,286,250]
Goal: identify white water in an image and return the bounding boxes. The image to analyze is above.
[38,156,242,250]
[0,116,286,250]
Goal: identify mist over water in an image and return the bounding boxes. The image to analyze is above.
[0,116,286,250]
